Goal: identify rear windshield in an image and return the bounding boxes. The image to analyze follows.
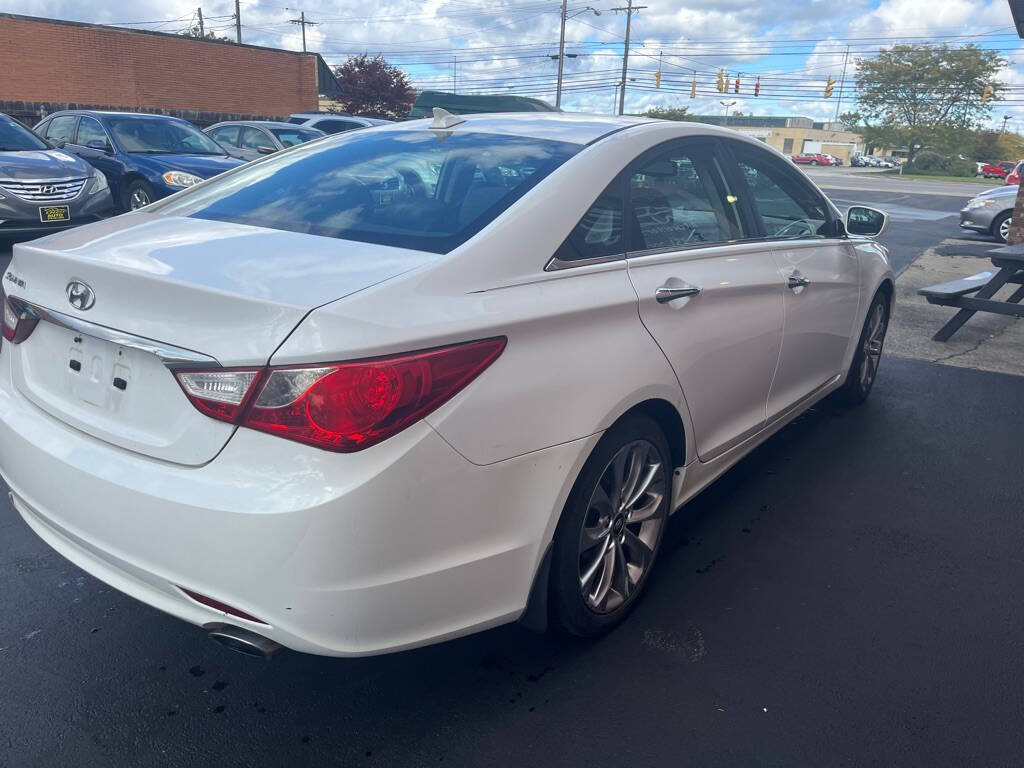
[154,130,580,253]
[0,115,48,152]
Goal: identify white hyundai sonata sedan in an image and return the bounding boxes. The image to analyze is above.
[0,112,893,657]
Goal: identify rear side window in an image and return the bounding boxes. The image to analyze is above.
[153,130,580,254]
[628,146,742,251]
[732,145,831,238]
[553,177,625,263]
[239,127,272,150]
[45,115,77,143]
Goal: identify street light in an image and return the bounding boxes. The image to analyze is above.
[555,1,601,108]
[720,100,737,126]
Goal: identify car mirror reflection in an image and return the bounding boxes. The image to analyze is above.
[846,205,888,237]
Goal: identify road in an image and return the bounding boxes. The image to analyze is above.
[3,174,1023,767]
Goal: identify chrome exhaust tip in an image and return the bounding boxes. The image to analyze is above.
[206,623,281,659]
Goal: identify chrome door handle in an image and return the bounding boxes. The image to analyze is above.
[788,275,811,289]
[655,285,701,303]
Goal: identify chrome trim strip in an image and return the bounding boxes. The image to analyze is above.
[544,252,625,272]
[7,298,220,369]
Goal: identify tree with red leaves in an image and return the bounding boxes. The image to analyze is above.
[332,55,415,120]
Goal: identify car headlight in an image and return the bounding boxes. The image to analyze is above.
[89,171,108,194]
[966,198,995,210]
[162,171,204,188]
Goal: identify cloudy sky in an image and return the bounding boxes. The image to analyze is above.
[8,0,1024,126]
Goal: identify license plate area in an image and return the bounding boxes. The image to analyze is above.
[67,332,133,409]
[39,205,71,223]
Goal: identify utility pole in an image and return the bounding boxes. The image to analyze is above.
[289,11,318,52]
[833,44,850,122]
[197,7,204,37]
[234,0,242,43]
[611,0,646,115]
[554,3,600,108]
[453,55,457,94]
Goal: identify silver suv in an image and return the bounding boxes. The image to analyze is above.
[0,113,113,242]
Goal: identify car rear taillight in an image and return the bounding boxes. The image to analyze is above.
[1,290,39,345]
[173,337,506,452]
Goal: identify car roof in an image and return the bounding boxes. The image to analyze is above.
[293,113,391,125]
[374,112,669,146]
[45,110,190,122]
[208,120,320,130]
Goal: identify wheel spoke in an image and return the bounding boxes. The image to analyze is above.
[587,540,616,607]
[617,445,644,513]
[621,454,661,512]
[580,484,613,553]
[626,489,664,524]
[580,536,611,589]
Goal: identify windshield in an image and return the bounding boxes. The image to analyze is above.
[0,115,48,152]
[153,130,580,254]
[108,118,226,155]
[270,127,323,147]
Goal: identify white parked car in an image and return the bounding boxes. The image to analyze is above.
[0,113,894,657]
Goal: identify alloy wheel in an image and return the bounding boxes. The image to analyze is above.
[578,439,666,614]
[1000,215,1012,243]
[130,188,151,210]
[859,302,888,390]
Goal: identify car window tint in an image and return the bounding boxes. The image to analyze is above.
[210,126,240,146]
[553,177,625,262]
[0,116,48,151]
[239,127,272,150]
[629,147,741,250]
[76,117,108,147]
[271,128,322,147]
[45,115,77,143]
[152,130,580,254]
[313,119,361,134]
[733,147,829,238]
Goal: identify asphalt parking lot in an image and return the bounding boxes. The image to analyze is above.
[3,180,1023,766]
[3,357,1023,767]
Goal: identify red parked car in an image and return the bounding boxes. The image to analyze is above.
[1004,160,1023,186]
[792,153,831,166]
[981,161,1016,179]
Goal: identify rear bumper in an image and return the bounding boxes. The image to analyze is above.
[0,351,591,656]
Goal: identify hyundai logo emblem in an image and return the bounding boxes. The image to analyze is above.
[40,184,57,195]
[66,280,95,311]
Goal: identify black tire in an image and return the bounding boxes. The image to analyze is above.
[810,160,818,165]
[124,179,155,212]
[550,414,672,637]
[836,291,890,405]
[991,211,1011,244]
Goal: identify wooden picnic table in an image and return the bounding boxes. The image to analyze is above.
[918,243,1024,342]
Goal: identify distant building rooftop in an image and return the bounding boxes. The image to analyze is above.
[689,115,849,131]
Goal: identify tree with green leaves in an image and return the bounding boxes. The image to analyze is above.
[641,106,693,121]
[842,44,1005,164]
[180,25,231,42]
[332,55,415,120]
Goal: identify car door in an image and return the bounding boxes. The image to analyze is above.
[69,116,119,179]
[42,115,78,147]
[723,139,861,420]
[238,126,274,161]
[623,139,785,461]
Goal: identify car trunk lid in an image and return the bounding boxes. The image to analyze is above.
[5,213,431,465]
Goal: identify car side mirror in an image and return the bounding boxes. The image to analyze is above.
[256,145,277,155]
[51,140,66,149]
[846,205,888,237]
[86,139,112,153]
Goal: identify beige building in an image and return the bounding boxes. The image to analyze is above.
[689,115,864,163]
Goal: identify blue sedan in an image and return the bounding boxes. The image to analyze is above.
[34,111,243,211]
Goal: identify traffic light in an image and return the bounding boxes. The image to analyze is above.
[690,75,697,99]
[654,70,662,89]
[754,77,760,97]
[824,76,836,98]
[734,75,740,94]
[716,69,725,93]
[983,84,994,103]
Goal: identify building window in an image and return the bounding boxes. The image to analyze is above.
[782,138,794,154]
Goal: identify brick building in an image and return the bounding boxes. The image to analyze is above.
[0,13,342,126]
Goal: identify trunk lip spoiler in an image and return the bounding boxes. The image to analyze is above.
[6,296,221,370]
